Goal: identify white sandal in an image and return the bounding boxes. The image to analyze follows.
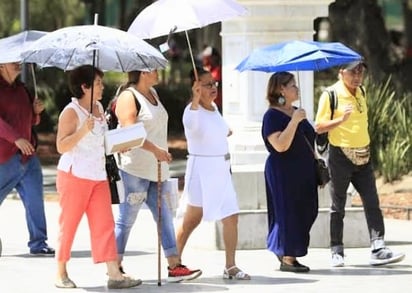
[223,266,251,280]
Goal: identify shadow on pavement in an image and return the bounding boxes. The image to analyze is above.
[80,276,317,292]
[310,266,412,276]
[11,249,152,258]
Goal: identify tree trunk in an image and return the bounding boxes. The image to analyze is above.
[329,0,411,94]
[403,0,412,58]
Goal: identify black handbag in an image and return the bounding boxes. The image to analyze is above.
[105,154,120,204]
[303,135,330,188]
[315,157,330,187]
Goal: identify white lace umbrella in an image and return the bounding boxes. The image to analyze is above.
[21,25,168,72]
[0,30,47,63]
[128,0,247,78]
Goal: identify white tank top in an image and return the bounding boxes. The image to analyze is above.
[118,87,169,182]
[57,98,108,181]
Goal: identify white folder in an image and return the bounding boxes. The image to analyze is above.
[104,122,146,155]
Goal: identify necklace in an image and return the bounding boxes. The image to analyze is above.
[73,99,104,121]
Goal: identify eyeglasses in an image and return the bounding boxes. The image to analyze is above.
[201,81,219,89]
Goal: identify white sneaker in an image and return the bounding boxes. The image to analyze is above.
[369,247,405,266]
[331,253,344,267]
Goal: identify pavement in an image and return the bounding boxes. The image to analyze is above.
[1,165,412,293]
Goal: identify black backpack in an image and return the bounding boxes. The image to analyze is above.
[105,88,140,130]
[315,86,365,154]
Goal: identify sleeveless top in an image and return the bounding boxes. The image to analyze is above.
[118,87,169,182]
[57,98,108,181]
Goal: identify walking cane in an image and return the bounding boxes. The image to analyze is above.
[157,160,162,286]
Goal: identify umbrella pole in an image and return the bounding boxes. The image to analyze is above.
[157,160,162,286]
[90,50,96,113]
[29,64,37,98]
[296,71,302,107]
[185,30,198,81]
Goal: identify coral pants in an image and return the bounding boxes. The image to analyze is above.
[56,170,117,263]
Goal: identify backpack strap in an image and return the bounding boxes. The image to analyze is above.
[125,88,141,113]
[359,85,365,97]
[326,88,338,120]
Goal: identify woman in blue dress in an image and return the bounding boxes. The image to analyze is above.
[261,72,318,273]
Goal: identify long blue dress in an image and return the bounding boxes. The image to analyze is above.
[261,108,318,258]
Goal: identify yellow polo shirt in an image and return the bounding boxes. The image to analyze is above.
[315,80,370,148]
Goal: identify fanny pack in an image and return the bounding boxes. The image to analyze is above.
[340,145,370,165]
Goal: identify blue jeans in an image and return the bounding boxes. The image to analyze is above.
[0,154,49,251]
[115,170,178,260]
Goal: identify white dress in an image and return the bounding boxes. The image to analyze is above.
[179,103,239,221]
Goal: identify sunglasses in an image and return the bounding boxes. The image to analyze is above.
[201,81,219,89]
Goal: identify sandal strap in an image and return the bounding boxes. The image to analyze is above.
[225,265,238,273]
[224,266,251,280]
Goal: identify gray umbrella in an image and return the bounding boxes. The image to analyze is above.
[0,30,47,63]
[21,25,168,72]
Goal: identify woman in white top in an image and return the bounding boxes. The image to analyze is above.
[176,68,250,280]
[55,65,141,289]
[114,70,201,282]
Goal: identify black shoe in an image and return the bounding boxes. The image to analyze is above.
[280,260,310,273]
[30,246,55,257]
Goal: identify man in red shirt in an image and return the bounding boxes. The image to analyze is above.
[0,62,54,256]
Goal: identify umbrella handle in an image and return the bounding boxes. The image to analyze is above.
[185,31,198,81]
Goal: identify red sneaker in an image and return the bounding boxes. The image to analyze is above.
[167,264,202,283]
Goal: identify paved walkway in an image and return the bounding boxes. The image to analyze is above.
[1,164,412,292]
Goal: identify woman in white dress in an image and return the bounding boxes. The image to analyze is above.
[175,68,250,280]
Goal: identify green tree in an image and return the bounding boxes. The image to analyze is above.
[329,0,412,95]
[0,0,86,36]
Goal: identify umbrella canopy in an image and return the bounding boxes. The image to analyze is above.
[21,25,168,72]
[128,0,247,80]
[236,40,362,73]
[0,30,47,63]
[128,0,247,39]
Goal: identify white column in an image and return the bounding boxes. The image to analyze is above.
[221,0,331,207]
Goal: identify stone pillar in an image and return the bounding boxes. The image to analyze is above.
[219,0,369,249]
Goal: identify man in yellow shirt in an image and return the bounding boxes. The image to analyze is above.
[315,61,405,267]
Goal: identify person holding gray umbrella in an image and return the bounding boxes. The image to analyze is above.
[0,60,54,257]
[55,65,141,289]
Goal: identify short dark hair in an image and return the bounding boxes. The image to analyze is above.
[266,72,294,107]
[189,67,209,86]
[68,65,104,98]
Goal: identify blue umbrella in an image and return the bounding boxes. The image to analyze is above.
[235,40,362,72]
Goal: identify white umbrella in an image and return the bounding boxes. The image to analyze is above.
[21,25,168,72]
[128,0,247,79]
[0,30,47,63]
